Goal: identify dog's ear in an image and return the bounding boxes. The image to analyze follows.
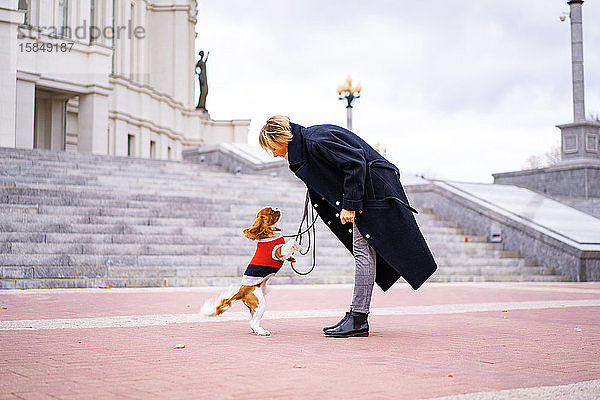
[243,215,273,240]
[243,216,262,240]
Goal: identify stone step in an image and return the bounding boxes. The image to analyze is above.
[0,175,95,186]
[0,265,236,280]
[6,243,254,256]
[0,222,325,241]
[0,158,293,179]
[433,256,537,267]
[1,193,305,210]
[0,273,356,289]
[0,173,304,194]
[429,247,518,258]
[0,192,283,210]
[0,263,355,280]
[4,242,337,256]
[0,231,491,247]
[0,155,224,173]
[0,204,39,214]
[107,264,356,278]
[1,209,449,232]
[3,241,515,260]
[0,253,534,268]
[1,192,432,221]
[435,265,555,275]
[0,230,481,248]
[1,157,205,172]
[0,210,450,225]
[0,186,307,204]
[0,232,256,245]
[8,203,445,223]
[0,146,193,163]
[0,221,472,239]
[429,274,572,282]
[0,170,197,186]
[0,214,467,235]
[0,155,232,174]
[0,277,170,289]
[0,177,303,192]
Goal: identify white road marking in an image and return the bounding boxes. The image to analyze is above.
[425,379,600,400]
[1,299,599,331]
[2,282,600,295]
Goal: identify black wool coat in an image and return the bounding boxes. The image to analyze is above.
[287,122,437,291]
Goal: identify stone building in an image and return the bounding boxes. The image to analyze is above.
[0,0,249,160]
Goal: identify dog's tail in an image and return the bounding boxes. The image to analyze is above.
[201,287,237,317]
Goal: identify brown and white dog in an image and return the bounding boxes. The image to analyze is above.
[201,206,303,335]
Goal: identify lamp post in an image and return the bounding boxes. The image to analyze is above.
[337,77,361,130]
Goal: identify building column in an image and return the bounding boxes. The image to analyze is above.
[78,92,109,154]
[136,2,147,84]
[0,2,24,147]
[114,0,132,77]
[15,78,36,148]
[113,118,128,156]
[232,120,251,144]
[568,0,585,122]
[139,126,151,158]
[49,97,67,151]
[174,140,182,161]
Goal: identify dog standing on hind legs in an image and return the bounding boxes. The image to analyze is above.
[201,206,303,335]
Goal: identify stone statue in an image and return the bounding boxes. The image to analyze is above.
[195,50,209,111]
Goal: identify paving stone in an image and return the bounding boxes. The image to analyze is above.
[0,283,598,398]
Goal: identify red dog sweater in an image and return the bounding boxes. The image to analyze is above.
[242,234,286,284]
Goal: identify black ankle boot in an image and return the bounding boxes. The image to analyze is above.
[323,312,351,332]
[324,311,369,337]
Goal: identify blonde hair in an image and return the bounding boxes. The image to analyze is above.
[259,115,293,152]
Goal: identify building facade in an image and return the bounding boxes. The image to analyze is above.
[0,0,249,160]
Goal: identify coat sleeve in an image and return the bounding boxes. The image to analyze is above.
[305,136,366,211]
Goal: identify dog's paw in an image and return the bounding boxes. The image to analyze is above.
[200,300,217,317]
[292,240,305,253]
[251,327,271,336]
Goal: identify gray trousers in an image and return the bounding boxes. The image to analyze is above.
[350,221,377,313]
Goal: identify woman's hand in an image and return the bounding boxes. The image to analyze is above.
[340,209,355,224]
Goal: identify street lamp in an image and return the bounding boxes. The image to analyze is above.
[337,76,361,130]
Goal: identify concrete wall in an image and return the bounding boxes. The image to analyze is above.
[406,183,600,281]
[493,163,600,198]
[183,144,295,178]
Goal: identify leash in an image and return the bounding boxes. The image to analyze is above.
[283,191,319,275]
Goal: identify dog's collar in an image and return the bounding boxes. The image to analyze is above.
[258,232,283,242]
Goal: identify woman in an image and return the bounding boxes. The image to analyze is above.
[259,115,437,337]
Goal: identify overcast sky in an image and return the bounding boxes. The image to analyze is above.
[194,0,600,183]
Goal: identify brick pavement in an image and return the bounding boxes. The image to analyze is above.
[1,282,599,399]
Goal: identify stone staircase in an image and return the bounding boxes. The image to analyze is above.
[0,147,570,289]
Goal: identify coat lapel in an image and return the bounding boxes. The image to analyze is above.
[287,123,307,173]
